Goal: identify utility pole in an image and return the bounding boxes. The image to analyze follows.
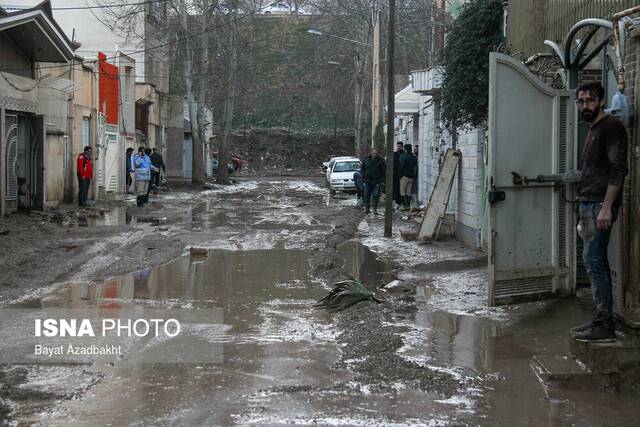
[371,6,382,148]
[384,0,395,238]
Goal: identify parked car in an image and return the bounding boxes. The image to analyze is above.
[327,157,362,195]
[325,156,354,183]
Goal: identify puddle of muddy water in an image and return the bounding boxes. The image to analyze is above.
[7,248,349,425]
[338,240,396,288]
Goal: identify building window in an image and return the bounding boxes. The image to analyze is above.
[83,117,90,147]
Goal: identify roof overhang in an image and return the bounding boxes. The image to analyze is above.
[394,84,420,114]
[0,9,77,63]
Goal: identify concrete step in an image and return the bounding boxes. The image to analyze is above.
[531,354,619,392]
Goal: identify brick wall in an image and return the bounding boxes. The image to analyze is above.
[625,29,639,308]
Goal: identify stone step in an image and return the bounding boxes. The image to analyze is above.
[531,354,619,392]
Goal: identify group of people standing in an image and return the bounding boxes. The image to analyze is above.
[76,146,166,209]
[354,142,419,215]
[126,147,166,208]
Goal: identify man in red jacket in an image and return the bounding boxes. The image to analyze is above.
[77,146,93,207]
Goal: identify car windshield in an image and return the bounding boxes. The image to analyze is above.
[333,161,360,173]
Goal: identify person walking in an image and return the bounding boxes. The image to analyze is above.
[393,141,404,210]
[76,146,93,207]
[133,146,156,207]
[353,167,364,208]
[411,145,419,210]
[398,143,417,210]
[150,148,166,191]
[126,147,135,194]
[362,149,386,215]
[571,82,628,343]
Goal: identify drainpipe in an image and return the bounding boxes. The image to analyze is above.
[502,1,508,39]
[612,5,640,91]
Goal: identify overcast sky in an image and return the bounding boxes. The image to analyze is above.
[0,0,138,54]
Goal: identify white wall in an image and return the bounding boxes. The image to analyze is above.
[455,127,485,249]
[415,92,485,250]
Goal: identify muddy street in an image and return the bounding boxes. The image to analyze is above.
[1,179,639,426]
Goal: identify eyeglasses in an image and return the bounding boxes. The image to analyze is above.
[575,98,598,106]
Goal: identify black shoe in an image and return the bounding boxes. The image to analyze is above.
[365,208,370,214]
[373,210,379,215]
[573,325,616,343]
[570,321,593,334]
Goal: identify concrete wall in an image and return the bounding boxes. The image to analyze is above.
[0,33,32,79]
[165,95,185,178]
[69,65,97,202]
[44,133,65,207]
[455,127,485,249]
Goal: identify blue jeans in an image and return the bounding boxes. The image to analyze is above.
[578,202,618,320]
[364,182,381,210]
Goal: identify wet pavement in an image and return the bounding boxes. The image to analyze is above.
[1,178,640,426]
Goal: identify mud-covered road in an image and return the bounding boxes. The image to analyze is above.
[1,178,639,426]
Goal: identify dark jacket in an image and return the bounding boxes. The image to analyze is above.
[150,152,166,172]
[362,155,386,184]
[353,170,364,191]
[578,115,628,205]
[398,152,417,178]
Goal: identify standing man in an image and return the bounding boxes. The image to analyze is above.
[411,145,419,210]
[572,82,628,343]
[362,149,386,215]
[353,166,364,208]
[393,141,404,210]
[150,148,166,191]
[76,146,93,207]
[133,146,156,207]
[398,143,417,210]
[126,147,134,194]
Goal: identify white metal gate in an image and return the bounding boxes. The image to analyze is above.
[487,53,576,306]
[97,114,119,194]
[4,114,17,211]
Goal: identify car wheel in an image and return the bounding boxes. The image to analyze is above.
[330,189,336,196]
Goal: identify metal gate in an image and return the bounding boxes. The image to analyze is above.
[4,114,17,210]
[487,53,576,306]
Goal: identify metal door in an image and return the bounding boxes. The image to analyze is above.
[488,53,576,306]
[31,116,44,209]
[4,114,18,211]
[183,138,192,179]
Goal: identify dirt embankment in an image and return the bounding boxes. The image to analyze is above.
[307,208,468,398]
[222,128,355,176]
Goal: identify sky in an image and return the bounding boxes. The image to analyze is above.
[0,0,138,55]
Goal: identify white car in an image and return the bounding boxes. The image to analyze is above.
[327,157,362,195]
[325,156,354,183]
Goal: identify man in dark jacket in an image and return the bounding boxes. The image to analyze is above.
[393,141,404,209]
[571,82,628,343]
[150,148,166,190]
[362,149,386,215]
[398,143,417,210]
[353,168,364,208]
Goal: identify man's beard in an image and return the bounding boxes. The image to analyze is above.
[580,103,601,122]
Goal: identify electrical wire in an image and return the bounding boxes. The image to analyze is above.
[0,0,170,11]
[0,71,40,92]
[1,2,277,74]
